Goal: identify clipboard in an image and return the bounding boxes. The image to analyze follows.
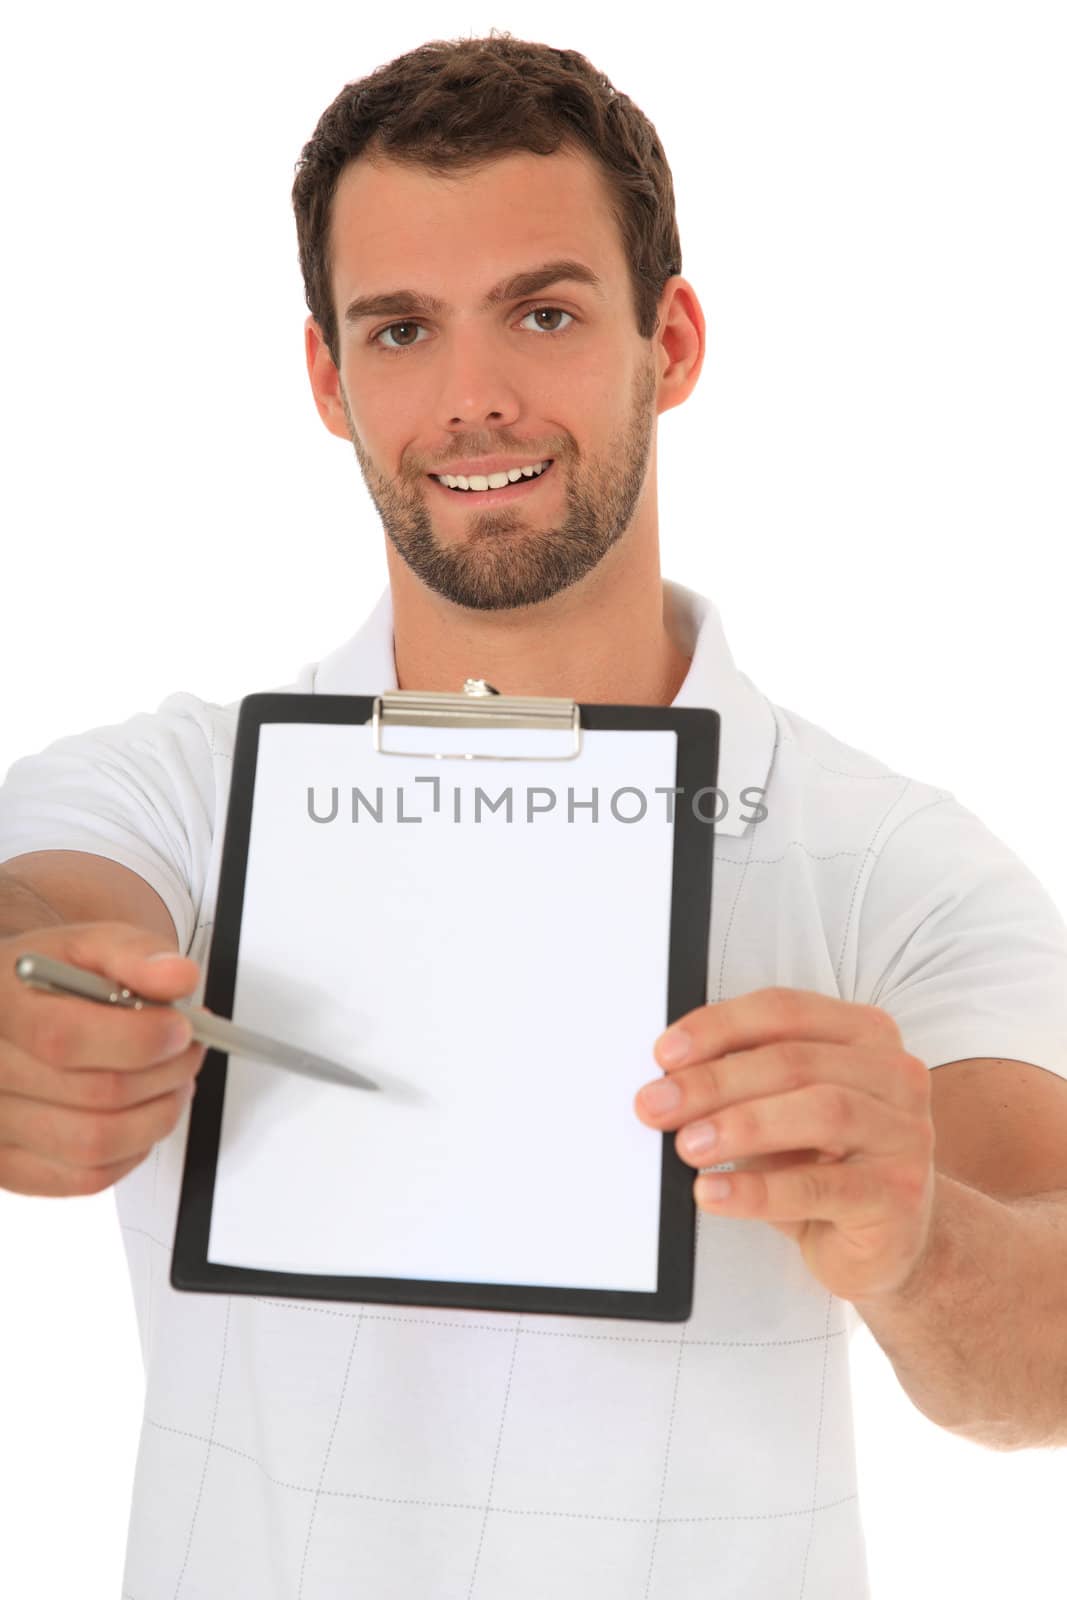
[172,684,719,1322]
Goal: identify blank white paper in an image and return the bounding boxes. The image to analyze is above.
[206,719,681,1294]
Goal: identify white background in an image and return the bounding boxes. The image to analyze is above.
[1,3,1065,1595]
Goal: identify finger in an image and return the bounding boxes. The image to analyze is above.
[2,921,202,1065]
[4,921,201,1002]
[0,1143,155,1198]
[710,1148,840,1175]
[654,987,901,1073]
[0,1034,207,1110]
[693,1151,926,1228]
[0,1077,195,1172]
[2,919,204,1068]
[637,1041,929,1130]
[5,987,198,1071]
[672,1082,925,1170]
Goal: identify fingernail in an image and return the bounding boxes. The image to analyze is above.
[657,1027,691,1065]
[640,1077,682,1114]
[681,1121,719,1157]
[146,951,181,962]
[165,1016,193,1053]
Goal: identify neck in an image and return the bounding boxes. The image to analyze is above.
[386,543,692,707]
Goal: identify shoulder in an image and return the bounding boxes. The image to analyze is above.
[766,699,1067,965]
[115,658,320,770]
[752,692,953,855]
[743,692,1057,938]
[2,658,319,814]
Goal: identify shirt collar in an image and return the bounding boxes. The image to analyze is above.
[312,579,776,838]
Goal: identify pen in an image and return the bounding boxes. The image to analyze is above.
[13,952,380,1092]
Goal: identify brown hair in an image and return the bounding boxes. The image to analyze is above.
[291,29,683,370]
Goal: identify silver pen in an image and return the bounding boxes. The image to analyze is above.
[13,952,380,1092]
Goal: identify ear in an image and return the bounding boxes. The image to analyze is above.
[654,276,706,418]
[305,316,353,442]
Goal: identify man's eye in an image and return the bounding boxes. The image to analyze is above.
[519,307,574,335]
[372,306,575,352]
[373,321,427,351]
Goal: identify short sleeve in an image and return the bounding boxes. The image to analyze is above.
[0,694,221,954]
[854,794,1067,1078]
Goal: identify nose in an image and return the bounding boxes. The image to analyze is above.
[436,325,524,434]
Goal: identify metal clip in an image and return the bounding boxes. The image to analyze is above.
[372,685,582,761]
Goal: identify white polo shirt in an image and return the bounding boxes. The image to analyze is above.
[3,579,1067,1599]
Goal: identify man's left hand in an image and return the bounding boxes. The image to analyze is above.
[634,988,937,1304]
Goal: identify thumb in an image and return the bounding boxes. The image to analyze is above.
[34,920,203,1002]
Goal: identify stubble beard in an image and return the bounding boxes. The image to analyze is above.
[339,358,657,612]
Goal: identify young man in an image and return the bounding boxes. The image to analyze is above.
[3,34,1067,1600]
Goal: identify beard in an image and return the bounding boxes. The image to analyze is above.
[339,357,658,612]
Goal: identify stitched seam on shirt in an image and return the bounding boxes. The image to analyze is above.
[172,1297,232,1600]
[714,844,873,866]
[833,781,925,992]
[838,793,956,998]
[643,1316,688,1596]
[713,713,779,1006]
[798,1292,836,1599]
[120,1229,848,1346]
[298,1310,366,1599]
[206,721,233,762]
[467,1320,524,1596]
[709,692,785,1015]
[859,793,956,869]
[770,722,951,789]
[141,1418,858,1523]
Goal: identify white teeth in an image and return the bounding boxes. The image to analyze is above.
[434,460,551,491]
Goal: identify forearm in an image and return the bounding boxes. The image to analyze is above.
[0,867,65,937]
[853,1170,1067,1450]
[0,854,178,946]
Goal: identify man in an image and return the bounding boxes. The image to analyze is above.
[2,33,1067,1599]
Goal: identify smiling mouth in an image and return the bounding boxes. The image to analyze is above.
[428,461,556,502]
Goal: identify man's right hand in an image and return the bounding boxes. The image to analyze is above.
[0,922,207,1196]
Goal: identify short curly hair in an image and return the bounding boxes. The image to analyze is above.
[291,29,683,369]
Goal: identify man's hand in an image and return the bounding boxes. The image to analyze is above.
[0,922,207,1197]
[634,988,937,1304]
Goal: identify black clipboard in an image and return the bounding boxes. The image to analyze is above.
[172,686,718,1322]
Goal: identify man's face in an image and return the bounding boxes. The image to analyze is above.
[315,146,663,612]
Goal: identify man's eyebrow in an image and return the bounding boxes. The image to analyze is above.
[342,259,605,328]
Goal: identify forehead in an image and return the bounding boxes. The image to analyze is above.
[328,147,622,303]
